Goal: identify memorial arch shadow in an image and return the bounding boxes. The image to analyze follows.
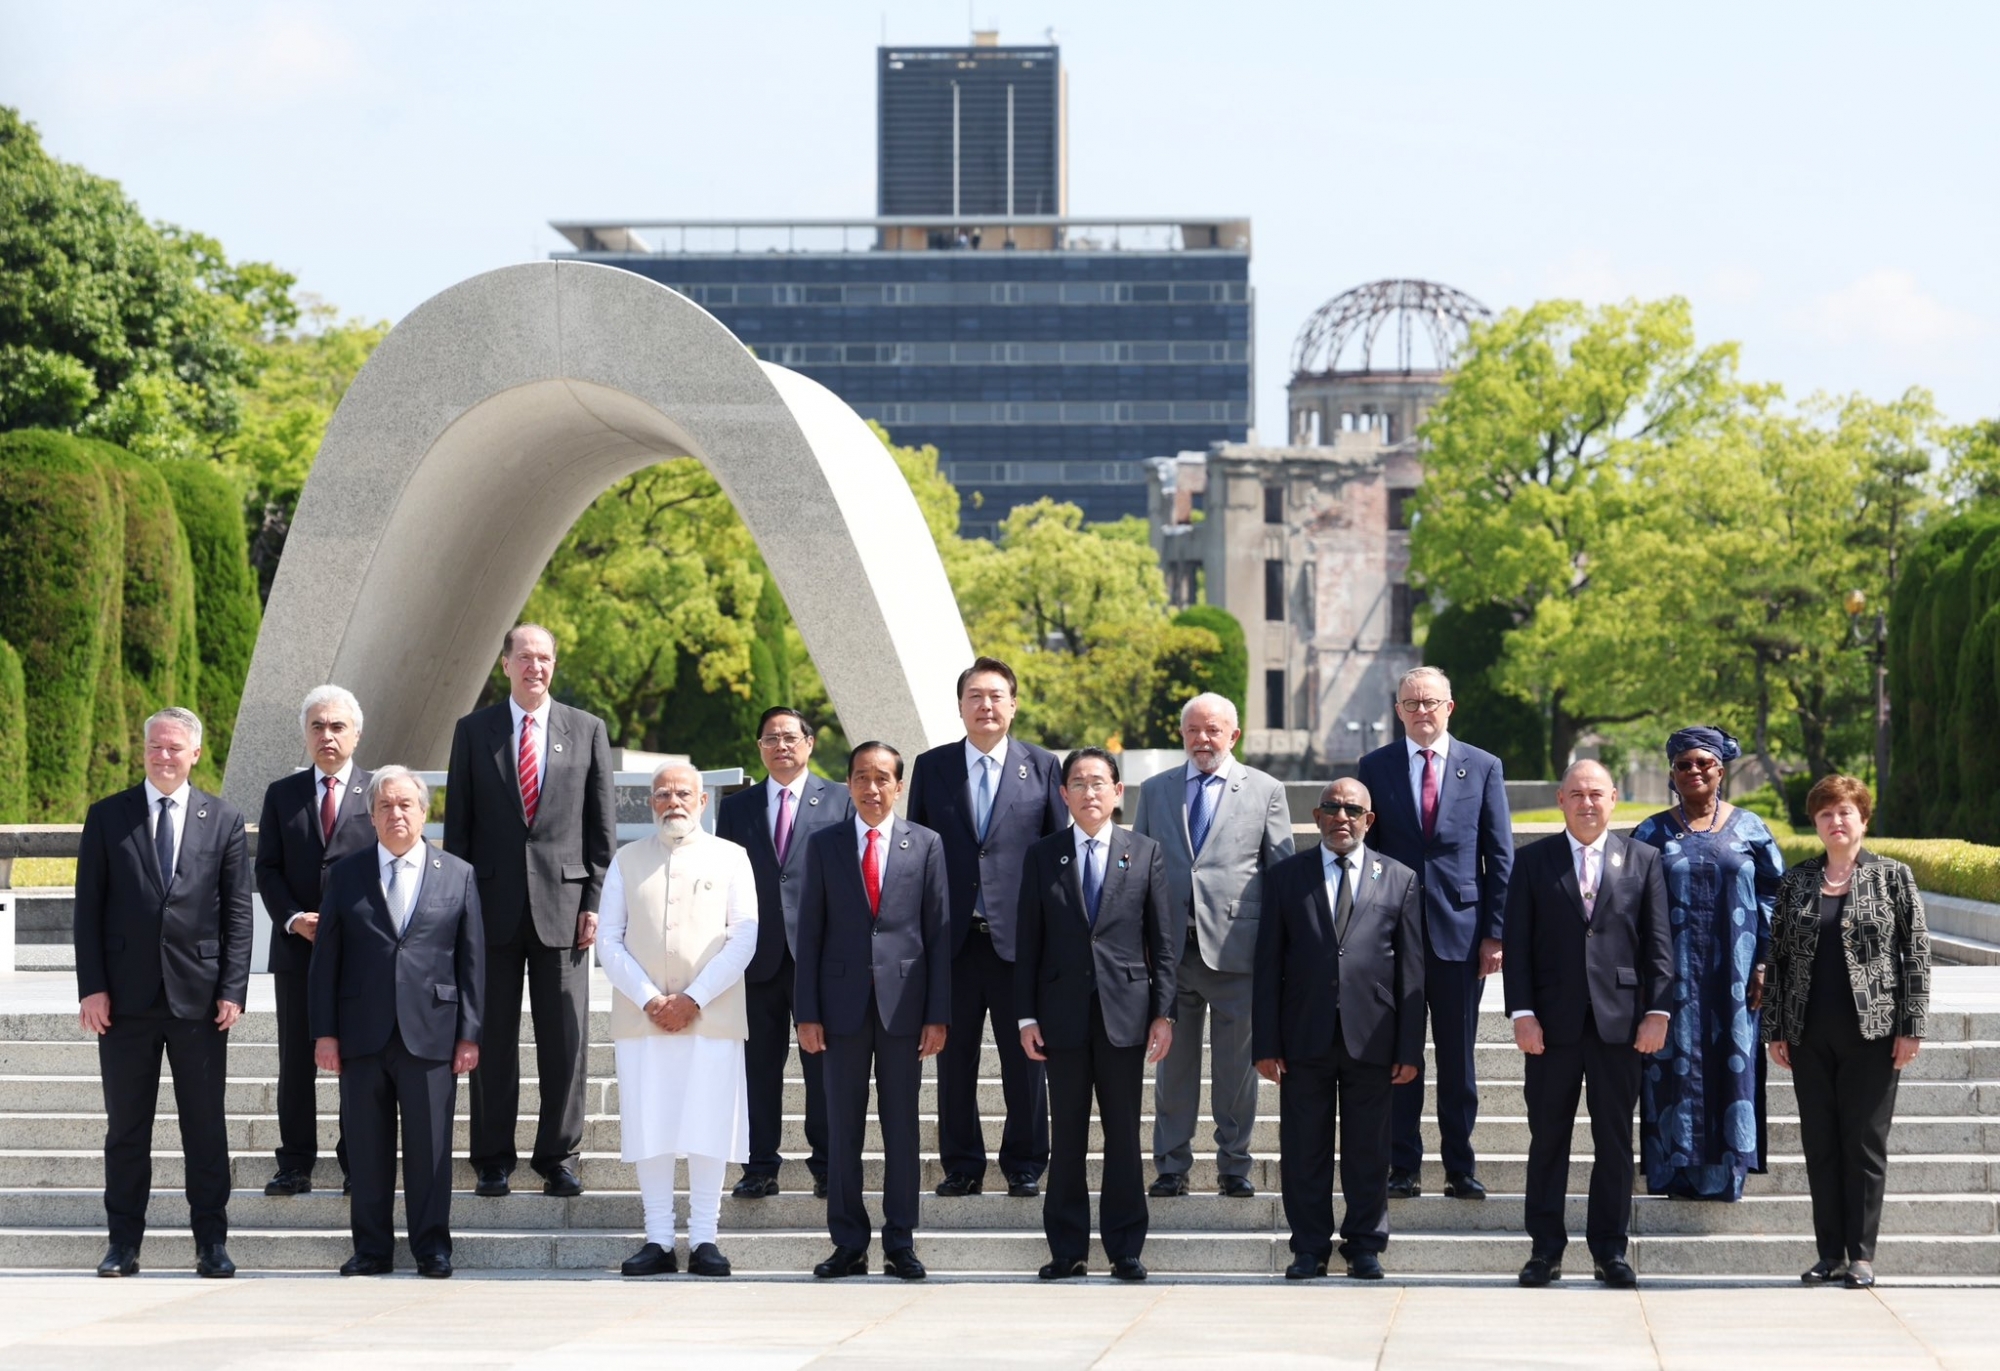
[223,261,972,810]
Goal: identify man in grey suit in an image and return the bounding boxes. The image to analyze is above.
[444,623,617,1199]
[1131,692,1294,1197]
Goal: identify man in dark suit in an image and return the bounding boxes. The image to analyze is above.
[445,623,616,1198]
[1254,778,1424,1281]
[906,657,1066,1198]
[796,742,951,1281]
[312,766,485,1278]
[253,684,374,1197]
[73,706,251,1278]
[716,705,852,1199]
[1356,665,1513,1200]
[1504,760,1672,1288]
[1016,748,1176,1283]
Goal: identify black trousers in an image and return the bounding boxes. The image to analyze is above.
[1792,1008,1900,1264]
[744,951,827,1181]
[1279,1034,1394,1260]
[469,927,589,1176]
[1391,941,1482,1175]
[341,1029,458,1263]
[824,1000,922,1253]
[272,970,346,1177]
[937,927,1049,1182]
[1523,1013,1640,1263]
[98,1000,230,1248]
[1044,994,1148,1263]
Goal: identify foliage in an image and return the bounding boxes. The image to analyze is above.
[157,458,262,780]
[0,639,25,823]
[1421,601,1549,779]
[1946,417,2000,506]
[1162,605,1247,751]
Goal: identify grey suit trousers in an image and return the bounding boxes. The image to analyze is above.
[1153,940,1258,1179]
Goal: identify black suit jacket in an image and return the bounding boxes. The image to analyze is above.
[716,774,854,982]
[795,819,951,1037]
[73,784,253,1019]
[1254,843,1426,1067]
[1502,831,1673,1047]
[254,765,375,975]
[1356,738,1514,961]
[443,700,617,947]
[1014,826,1177,1051]
[310,842,486,1061]
[905,736,1067,961]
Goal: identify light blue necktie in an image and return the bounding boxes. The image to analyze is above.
[973,756,995,840]
[1083,838,1104,926]
[1189,774,1220,856]
[386,858,413,933]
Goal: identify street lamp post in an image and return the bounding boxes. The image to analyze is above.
[1846,588,1890,792]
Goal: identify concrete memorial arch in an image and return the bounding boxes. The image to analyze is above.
[222,260,973,812]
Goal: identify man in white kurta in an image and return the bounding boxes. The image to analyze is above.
[597,764,757,1277]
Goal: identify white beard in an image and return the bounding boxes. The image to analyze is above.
[659,815,697,840]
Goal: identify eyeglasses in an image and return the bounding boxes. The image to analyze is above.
[1315,802,1368,819]
[651,788,698,802]
[1671,757,1721,774]
[757,733,808,748]
[1397,698,1448,714]
[1065,779,1116,795]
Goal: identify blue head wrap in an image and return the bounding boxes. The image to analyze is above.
[1665,725,1741,764]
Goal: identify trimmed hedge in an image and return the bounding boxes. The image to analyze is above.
[0,639,25,822]
[158,458,260,781]
[1773,834,2000,905]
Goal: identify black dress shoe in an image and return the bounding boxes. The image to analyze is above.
[1218,1175,1255,1198]
[1518,1255,1562,1287]
[340,1253,394,1277]
[883,1248,927,1280]
[1110,1256,1147,1282]
[542,1166,584,1198]
[1040,1257,1088,1280]
[195,1243,235,1278]
[1443,1171,1487,1200]
[934,1172,982,1197]
[95,1244,139,1277]
[1006,1176,1040,1198]
[1845,1260,1876,1288]
[1385,1168,1421,1200]
[1284,1253,1328,1280]
[688,1242,732,1277]
[813,1175,829,1199]
[1593,1257,1638,1288]
[417,1255,453,1279]
[474,1167,511,1198]
[621,1242,677,1276]
[814,1245,870,1278]
[264,1169,312,1197]
[732,1173,780,1199]
[1802,1259,1846,1284]
[1345,1251,1385,1280]
[1148,1173,1189,1198]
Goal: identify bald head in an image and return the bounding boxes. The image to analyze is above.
[1556,759,1618,843]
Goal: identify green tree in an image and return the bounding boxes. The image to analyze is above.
[1422,601,1549,779]
[1948,417,2000,505]
[1160,604,1248,750]
[0,639,25,823]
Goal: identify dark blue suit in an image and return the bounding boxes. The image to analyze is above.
[1356,737,1514,1178]
[906,737,1066,1185]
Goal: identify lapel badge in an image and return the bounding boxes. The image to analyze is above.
[351,784,363,794]
[1456,768,1467,779]
[1017,763,1029,780]
[432,858,442,869]
[196,808,208,820]
[1118,852,1131,870]
[898,838,910,850]
[552,742,564,753]
[1610,850,1623,869]
[808,795,820,806]
[1371,860,1382,880]
[1059,854,1070,866]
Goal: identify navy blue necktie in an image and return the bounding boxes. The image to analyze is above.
[1083,838,1104,926]
[154,796,176,888]
[1189,775,1219,856]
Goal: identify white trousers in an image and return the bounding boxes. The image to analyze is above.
[635,1153,727,1247]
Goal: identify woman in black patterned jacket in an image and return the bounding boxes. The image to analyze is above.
[1764,775,1929,1290]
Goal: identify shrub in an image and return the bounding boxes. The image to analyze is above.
[158,458,261,781]
[0,639,25,822]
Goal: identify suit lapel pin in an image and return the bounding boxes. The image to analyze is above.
[898,838,910,850]
[552,742,563,753]
[808,795,820,806]
[196,808,208,819]
[1371,860,1382,880]
[1059,854,1070,866]
[432,858,442,869]
[1118,853,1130,870]
[1456,768,1467,779]
[1610,851,1622,869]
[1017,763,1028,780]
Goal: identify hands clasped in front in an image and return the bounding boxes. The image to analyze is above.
[1510,1013,1667,1056]
[643,992,700,1033]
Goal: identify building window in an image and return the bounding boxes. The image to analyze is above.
[1264,559,1285,621]
[1390,583,1414,645]
[1387,488,1415,531]
[1265,670,1286,730]
[1263,485,1284,524]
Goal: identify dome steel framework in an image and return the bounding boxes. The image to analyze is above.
[1290,279,1490,377]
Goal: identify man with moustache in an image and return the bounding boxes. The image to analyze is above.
[1254,778,1424,1280]
[255,684,374,1197]
[797,743,951,1280]
[597,763,759,1278]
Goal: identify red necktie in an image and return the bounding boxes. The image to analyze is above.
[863,828,882,917]
[320,774,338,843]
[1419,748,1439,840]
[519,716,540,825]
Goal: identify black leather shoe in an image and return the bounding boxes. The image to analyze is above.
[883,1248,927,1280]
[688,1242,732,1277]
[1284,1254,1328,1280]
[1385,1168,1421,1200]
[1443,1171,1487,1200]
[813,1175,829,1199]
[1148,1173,1189,1198]
[1802,1259,1845,1284]
[732,1173,780,1199]
[1006,1176,1040,1198]
[1594,1257,1638,1288]
[621,1242,677,1276]
[934,1172,982,1197]
[1518,1255,1562,1287]
[195,1243,235,1278]
[1040,1257,1088,1280]
[417,1255,453,1279]
[474,1167,511,1198]
[95,1244,139,1277]
[264,1169,312,1197]
[1844,1260,1876,1288]
[1346,1251,1385,1280]
[1218,1175,1255,1198]
[340,1253,393,1277]
[542,1166,584,1198]
[814,1245,870,1278]
[1110,1256,1147,1282]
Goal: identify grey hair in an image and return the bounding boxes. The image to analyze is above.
[144,706,204,749]
[298,684,364,734]
[650,761,702,789]
[1179,692,1241,730]
[1396,666,1452,701]
[1558,758,1616,790]
[367,765,430,811]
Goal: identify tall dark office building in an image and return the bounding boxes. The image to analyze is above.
[878,37,1064,217]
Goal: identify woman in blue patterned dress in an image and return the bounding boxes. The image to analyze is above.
[1630,726,1786,1200]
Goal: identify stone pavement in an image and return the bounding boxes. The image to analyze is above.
[0,1275,1994,1370]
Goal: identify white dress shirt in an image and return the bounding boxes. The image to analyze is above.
[855,814,892,885]
[965,736,1008,809]
[377,841,427,935]
[1019,819,1118,1030]
[510,696,551,783]
[1405,732,1452,818]
[1320,840,1369,916]
[142,778,192,871]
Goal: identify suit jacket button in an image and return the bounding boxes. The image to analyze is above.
[872,926,880,936]
[779,873,789,882]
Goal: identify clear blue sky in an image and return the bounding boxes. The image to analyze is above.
[4,0,1994,435]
